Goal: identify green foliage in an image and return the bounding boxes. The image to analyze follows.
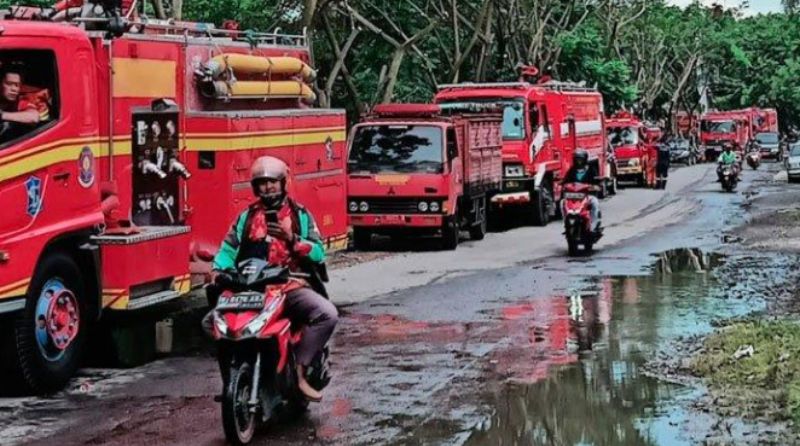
[692,320,800,424]
[45,0,787,126]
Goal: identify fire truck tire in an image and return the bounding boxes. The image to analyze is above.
[441,214,459,250]
[11,253,87,394]
[531,189,549,227]
[468,197,487,241]
[352,228,372,251]
[597,181,608,199]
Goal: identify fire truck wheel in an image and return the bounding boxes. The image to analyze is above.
[441,214,459,250]
[352,228,372,251]
[597,181,608,199]
[531,189,549,227]
[468,197,487,241]
[13,253,87,394]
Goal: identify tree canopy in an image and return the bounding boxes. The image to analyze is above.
[3,0,799,129]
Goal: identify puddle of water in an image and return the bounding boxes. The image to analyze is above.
[463,248,766,445]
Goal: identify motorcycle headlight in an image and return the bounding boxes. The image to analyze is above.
[214,315,228,336]
[242,299,281,337]
[418,201,429,212]
[359,201,369,212]
[349,201,358,212]
[429,202,440,212]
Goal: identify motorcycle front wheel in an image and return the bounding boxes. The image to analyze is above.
[223,361,257,445]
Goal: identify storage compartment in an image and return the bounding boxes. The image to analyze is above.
[94,226,191,310]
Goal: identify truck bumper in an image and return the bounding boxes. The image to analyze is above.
[617,166,643,176]
[0,296,25,314]
[349,214,444,228]
[491,191,531,205]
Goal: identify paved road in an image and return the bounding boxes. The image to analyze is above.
[3,162,781,445]
[330,164,711,305]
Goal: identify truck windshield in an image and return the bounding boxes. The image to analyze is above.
[756,133,779,144]
[701,121,735,133]
[439,99,526,140]
[607,127,638,146]
[348,125,444,174]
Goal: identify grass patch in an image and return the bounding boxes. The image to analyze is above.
[692,320,800,424]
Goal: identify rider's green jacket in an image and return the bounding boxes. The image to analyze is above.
[213,199,326,272]
[718,151,737,164]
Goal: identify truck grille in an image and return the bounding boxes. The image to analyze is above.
[349,197,443,214]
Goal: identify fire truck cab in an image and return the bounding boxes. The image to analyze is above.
[346,103,502,250]
[699,111,750,161]
[434,78,612,227]
[0,3,347,393]
[606,111,661,188]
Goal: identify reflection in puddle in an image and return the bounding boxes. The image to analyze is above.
[653,248,726,275]
[466,249,762,446]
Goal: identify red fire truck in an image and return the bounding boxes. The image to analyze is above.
[346,104,502,250]
[606,111,661,187]
[434,76,612,227]
[699,107,779,161]
[0,3,347,393]
[674,111,698,138]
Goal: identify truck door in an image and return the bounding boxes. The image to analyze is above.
[0,42,101,240]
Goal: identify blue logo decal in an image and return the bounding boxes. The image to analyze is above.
[78,146,95,188]
[26,176,43,217]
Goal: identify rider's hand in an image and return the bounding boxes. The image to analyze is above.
[267,219,296,243]
[213,271,235,287]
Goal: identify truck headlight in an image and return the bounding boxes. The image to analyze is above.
[418,201,429,212]
[349,201,358,212]
[359,201,369,212]
[430,202,440,212]
[629,159,640,166]
[504,164,525,178]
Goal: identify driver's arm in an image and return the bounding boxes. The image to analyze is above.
[213,210,249,271]
[1,109,40,125]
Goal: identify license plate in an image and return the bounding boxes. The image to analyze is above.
[217,292,265,310]
[380,215,405,223]
[563,192,586,200]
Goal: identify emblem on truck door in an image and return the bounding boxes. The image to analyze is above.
[78,146,95,188]
[25,176,43,217]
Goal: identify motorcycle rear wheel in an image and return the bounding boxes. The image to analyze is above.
[223,362,257,445]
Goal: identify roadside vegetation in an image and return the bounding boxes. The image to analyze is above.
[5,0,800,129]
[692,320,800,425]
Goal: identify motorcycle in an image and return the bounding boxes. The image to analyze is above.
[562,183,603,256]
[204,259,331,445]
[718,163,739,192]
[746,149,761,170]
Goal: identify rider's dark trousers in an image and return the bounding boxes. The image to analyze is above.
[284,287,339,367]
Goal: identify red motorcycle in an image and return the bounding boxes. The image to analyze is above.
[561,183,603,256]
[204,259,331,445]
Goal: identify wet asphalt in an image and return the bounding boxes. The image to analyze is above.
[3,161,798,445]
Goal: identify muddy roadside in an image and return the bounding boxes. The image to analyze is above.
[644,172,800,444]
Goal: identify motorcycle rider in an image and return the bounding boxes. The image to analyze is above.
[562,149,602,231]
[209,156,338,402]
[717,145,739,182]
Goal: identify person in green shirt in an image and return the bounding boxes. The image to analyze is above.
[717,146,739,182]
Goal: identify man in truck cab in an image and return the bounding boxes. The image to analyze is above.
[562,149,602,231]
[210,156,338,402]
[0,62,50,144]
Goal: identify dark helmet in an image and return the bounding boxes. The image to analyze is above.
[250,156,289,208]
[573,149,589,168]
